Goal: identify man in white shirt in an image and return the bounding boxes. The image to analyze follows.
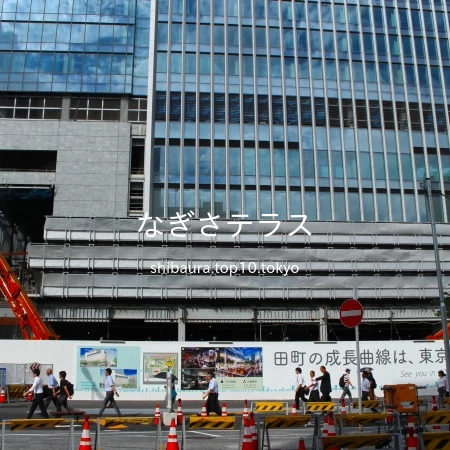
[202,371,222,415]
[98,368,121,417]
[294,367,308,407]
[44,368,62,412]
[24,368,49,419]
[307,370,320,402]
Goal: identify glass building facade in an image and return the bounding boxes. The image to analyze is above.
[148,0,450,223]
[0,0,449,222]
[0,0,149,94]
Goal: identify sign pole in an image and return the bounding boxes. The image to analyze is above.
[355,325,362,415]
[167,368,172,410]
[339,298,363,415]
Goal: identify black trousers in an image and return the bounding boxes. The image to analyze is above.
[27,393,49,419]
[44,394,62,412]
[320,392,331,402]
[295,388,308,407]
[206,393,222,416]
[98,391,121,416]
[58,394,70,412]
[309,390,320,402]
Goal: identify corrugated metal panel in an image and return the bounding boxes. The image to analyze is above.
[40,307,110,322]
[36,306,439,323]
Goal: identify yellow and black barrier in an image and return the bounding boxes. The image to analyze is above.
[10,419,65,431]
[306,402,335,412]
[335,412,398,434]
[351,400,380,410]
[189,416,236,430]
[443,397,450,406]
[420,431,450,450]
[251,401,287,414]
[422,411,450,425]
[6,384,26,401]
[264,415,311,429]
[95,416,153,427]
[319,433,398,449]
[260,414,319,450]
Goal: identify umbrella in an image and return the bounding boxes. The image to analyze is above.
[154,372,178,382]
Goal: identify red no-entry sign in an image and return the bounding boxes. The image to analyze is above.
[339,299,363,328]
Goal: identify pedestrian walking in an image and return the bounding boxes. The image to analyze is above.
[24,368,49,419]
[44,368,62,412]
[315,366,332,402]
[294,367,308,408]
[56,371,72,412]
[361,370,378,412]
[98,368,121,417]
[306,370,320,402]
[202,371,222,416]
[437,370,448,409]
[366,368,378,400]
[339,368,353,402]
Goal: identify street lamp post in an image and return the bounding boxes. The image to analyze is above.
[421,178,450,381]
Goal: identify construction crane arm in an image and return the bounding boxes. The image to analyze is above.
[426,322,450,340]
[0,254,58,340]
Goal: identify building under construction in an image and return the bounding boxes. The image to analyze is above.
[1,0,449,340]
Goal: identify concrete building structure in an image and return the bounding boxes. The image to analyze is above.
[0,0,449,340]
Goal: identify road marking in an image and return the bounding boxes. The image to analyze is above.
[188,430,222,437]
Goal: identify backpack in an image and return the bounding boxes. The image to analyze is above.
[66,381,74,396]
[339,374,346,388]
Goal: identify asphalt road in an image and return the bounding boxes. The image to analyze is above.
[0,400,317,449]
[0,399,434,449]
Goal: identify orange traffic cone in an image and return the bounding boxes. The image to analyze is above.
[153,402,161,425]
[249,412,258,450]
[221,402,228,417]
[432,396,438,411]
[201,402,207,417]
[406,427,418,450]
[0,386,6,403]
[298,438,306,450]
[243,399,249,419]
[340,399,347,414]
[386,408,393,426]
[327,412,336,437]
[292,402,297,416]
[177,399,183,425]
[322,413,329,437]
[166,418,179,450]
[27,387,33,402]
[407,414,415,434]
[241,418,253,450]
[79,415,92,449]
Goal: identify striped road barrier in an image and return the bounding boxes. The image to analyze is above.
[420,431,450,450]
[317,433,401,449]
[1,419,75,450]
[260,414,319,450]
[181,415,237,449]
[251,402,288,415]
[305,402,336,413]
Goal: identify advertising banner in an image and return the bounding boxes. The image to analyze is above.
[77,346,140,392]
[181,346,263,391]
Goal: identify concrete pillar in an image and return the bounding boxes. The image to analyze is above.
[319,307,328,341]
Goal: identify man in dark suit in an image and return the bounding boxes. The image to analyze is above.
[315,365,332,401]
